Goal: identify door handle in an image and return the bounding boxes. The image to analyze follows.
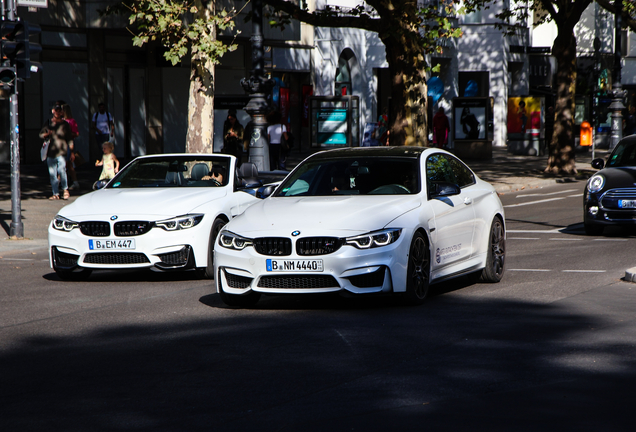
[464,197,472,205]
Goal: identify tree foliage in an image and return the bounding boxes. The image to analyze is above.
[264,0,463,146]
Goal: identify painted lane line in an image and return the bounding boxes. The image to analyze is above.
[507,228,563,233]
[515,189,577,198]
[504,197,566,208]
[562,270,607,273]
[508,269,551,272]
[567,194,582,198]
[0,258,35,261]
[549,238,583,241]
[593,238,629,242]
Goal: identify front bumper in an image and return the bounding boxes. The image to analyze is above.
[48,221,210,271]
[214,231,412,296]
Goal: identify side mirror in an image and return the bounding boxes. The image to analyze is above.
[256,184,277,199]
[591,158,605,170]
[93,180,109,190]
[429,181,461,198]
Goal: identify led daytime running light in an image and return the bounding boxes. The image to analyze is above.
[219,230,254,250]
[588,174,605,193]
[345,229,402,249]
[52,216,78,232]
[155,214,204,231]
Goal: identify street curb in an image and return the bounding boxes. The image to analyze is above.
[624,268,636,283]
[494,178,560,194]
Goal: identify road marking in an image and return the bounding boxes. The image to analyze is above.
[504,197,566,208]
[508,228,563,233]
[562,270,607,273]
[567,194,582,198]
[0,258,35,261]
[593,238,629,242]
[508,269,551,272]
[515,189,577,198]
[549,238,583,241]
[508,237,540,240]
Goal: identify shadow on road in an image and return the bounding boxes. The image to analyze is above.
[3,282,636,431]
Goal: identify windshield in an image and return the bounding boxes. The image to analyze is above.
[107,156,231,188]
[607,140,636,167]
[275,156,420,197]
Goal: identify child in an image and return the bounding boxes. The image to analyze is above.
[95,142,119,180]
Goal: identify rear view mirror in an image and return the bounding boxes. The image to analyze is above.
[591,158,605,170]
[256,184,277,199]
[429,181,461,198]
[93,180,109,190]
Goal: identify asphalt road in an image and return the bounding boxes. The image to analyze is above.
[2,180,636,431]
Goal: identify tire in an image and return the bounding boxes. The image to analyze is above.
[402,231,430,306]
[55,267,92,281]
[480,217,506,283]
[196,217,227,279]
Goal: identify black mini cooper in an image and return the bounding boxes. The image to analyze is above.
[585,136,636,235]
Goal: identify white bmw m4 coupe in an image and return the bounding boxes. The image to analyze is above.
[214,146,505,307]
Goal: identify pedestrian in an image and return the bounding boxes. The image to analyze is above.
[267,110,288,171]
[432,107,450,148]
[39,102,72,200]
[62,104,81,190]
[375,107,389,146]
[624,106,636,136]
[95,141,119,180]
[222,108,244,167]
[91,102,114,152]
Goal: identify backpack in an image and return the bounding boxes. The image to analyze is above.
[92,112,112,123]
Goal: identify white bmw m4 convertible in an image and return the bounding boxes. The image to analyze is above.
[48,154,265,281]
[214,146,505,307]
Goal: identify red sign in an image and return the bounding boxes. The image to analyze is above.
[280,87,290,126]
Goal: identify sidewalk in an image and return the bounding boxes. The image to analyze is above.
[0,146,604,256]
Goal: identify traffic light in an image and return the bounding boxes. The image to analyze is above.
[1,20,41,79]
[0,66,15,87]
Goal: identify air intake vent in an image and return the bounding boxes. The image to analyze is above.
[253,237,292,256]
[296,237,343,255]
[114,221,152,236]
[84,253,149,265]
[79,221,110,237]
[257,275,339,289]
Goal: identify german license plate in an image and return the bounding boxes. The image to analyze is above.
[619,200,636,208]
[266,259,323,272]
[88,239,136,250]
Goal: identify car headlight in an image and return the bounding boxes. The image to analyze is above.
[218,230,253,250]
[345,229,402,249]
[52,215,79,232]
[155,214,204,231]
[588,174,605,193]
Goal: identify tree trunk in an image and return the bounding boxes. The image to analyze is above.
[380,23,428,147]
[185,1,216,154]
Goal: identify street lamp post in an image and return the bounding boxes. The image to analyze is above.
[241,0,273,172]
[609,0,625,150]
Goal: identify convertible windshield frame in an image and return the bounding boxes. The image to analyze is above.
[106,155,232,189]
[274,155,421,197]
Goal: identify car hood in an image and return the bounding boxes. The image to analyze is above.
[598,167,636,190]
[58,188,228,220]
[227,195,421,236]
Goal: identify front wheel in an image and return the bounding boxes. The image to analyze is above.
[481,217,506,283]
[196,217,227,279]
[402,232,430,306]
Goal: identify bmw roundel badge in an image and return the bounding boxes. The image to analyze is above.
[291,230,301,237]
[110,215,118,221]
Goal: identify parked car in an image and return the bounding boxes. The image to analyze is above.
[213,146,506,307]
[585,135,636,235]
[48,154,267,280]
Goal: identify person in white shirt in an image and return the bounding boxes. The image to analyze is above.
[266,110,288,171]
[91,102,114,151]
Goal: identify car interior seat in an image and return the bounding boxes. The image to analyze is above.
[191,163,210,181]
[238,162,263,188]
[165,171,185,186]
